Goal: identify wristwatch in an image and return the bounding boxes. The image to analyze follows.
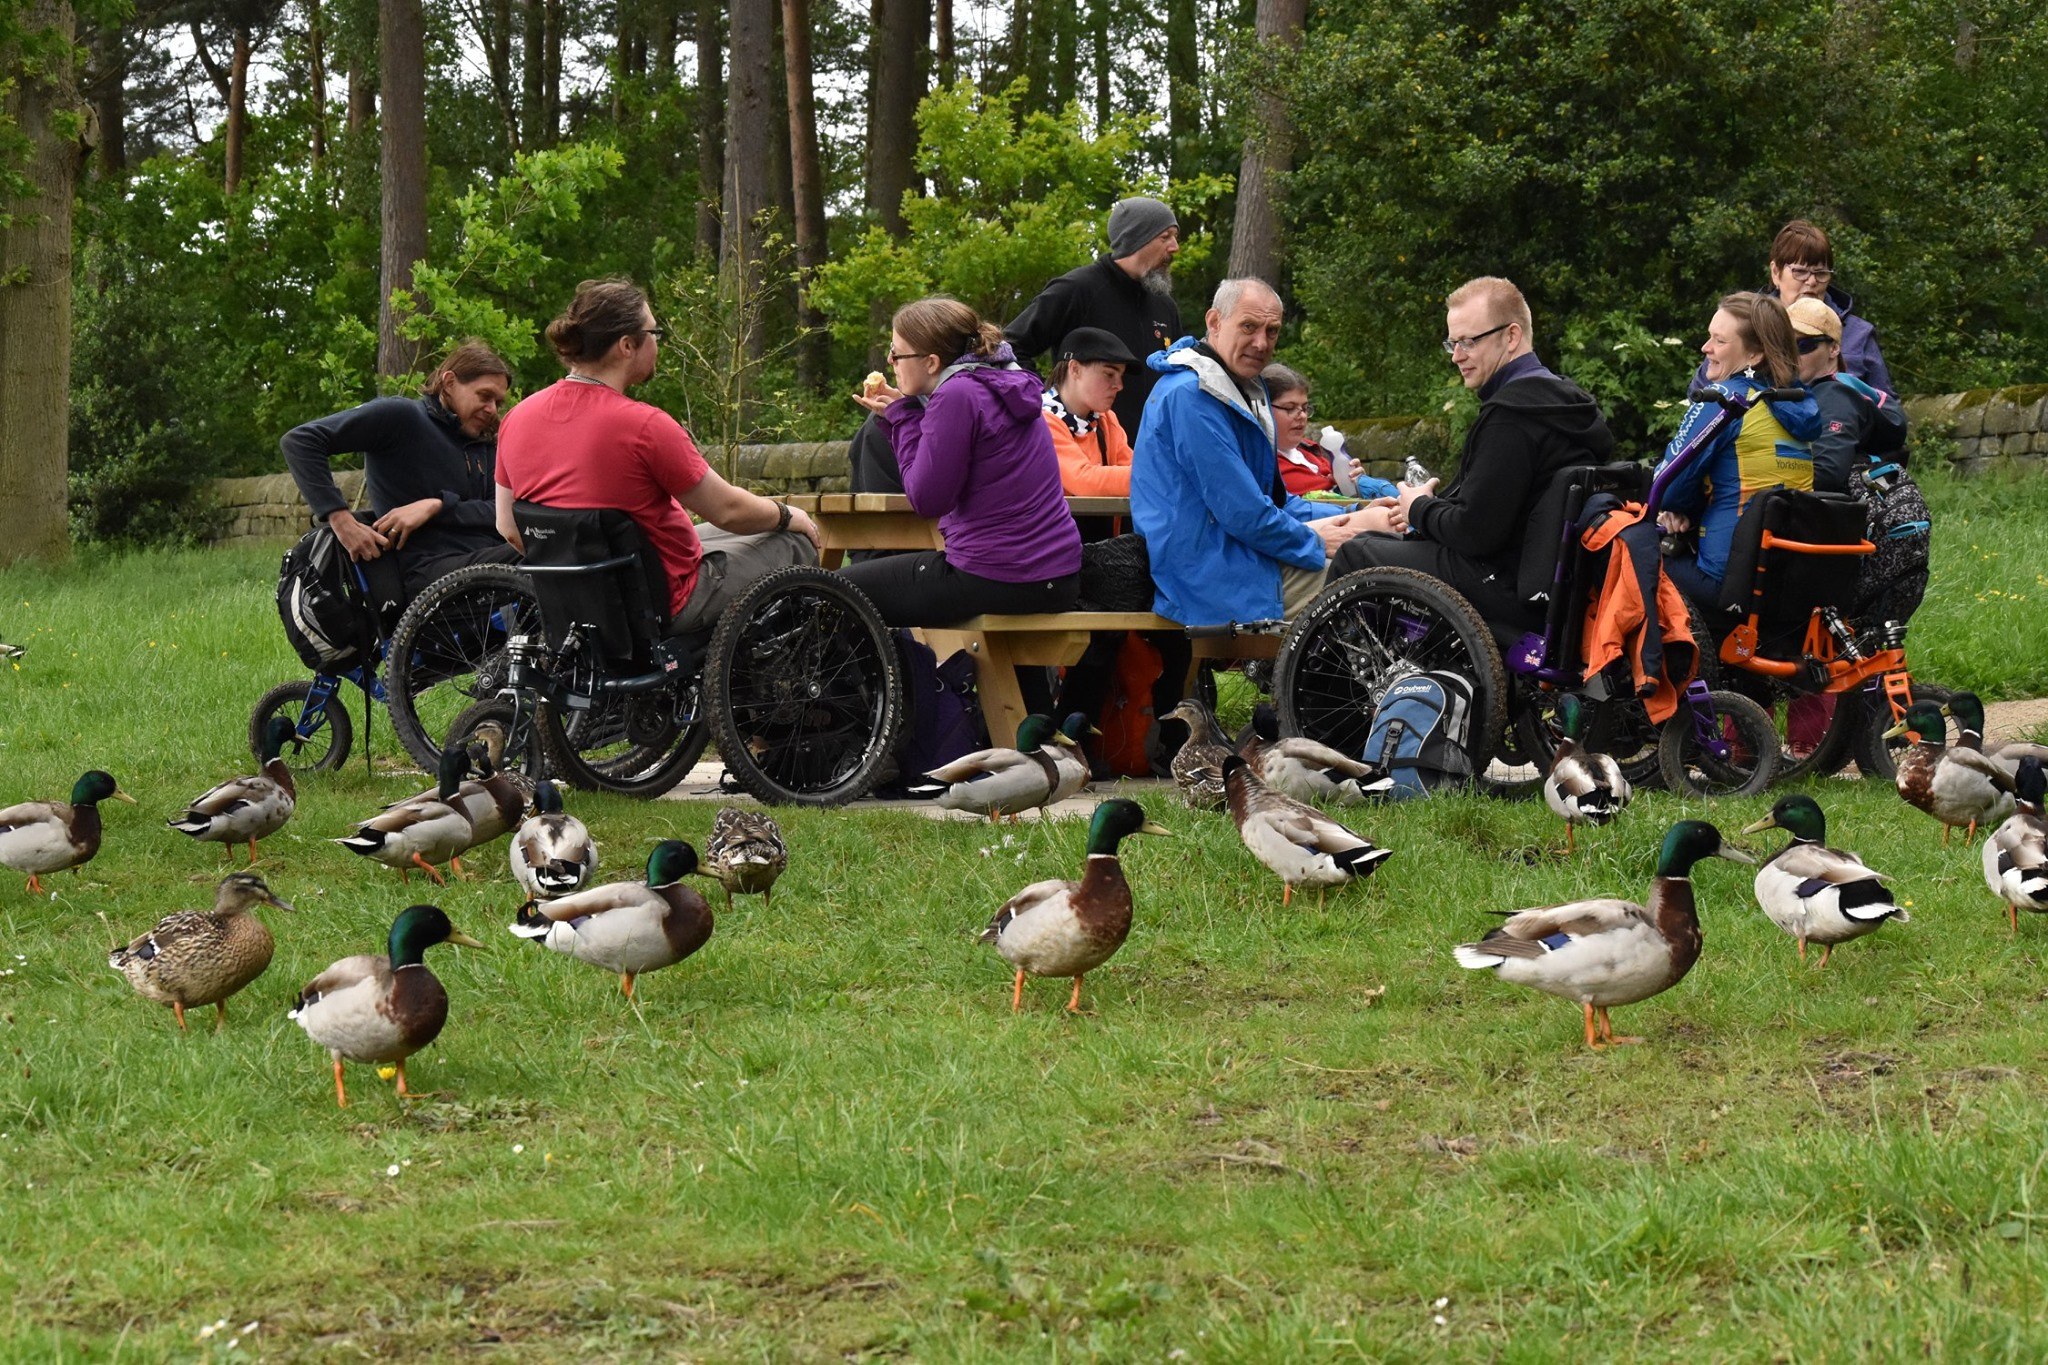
[774,502,792,533]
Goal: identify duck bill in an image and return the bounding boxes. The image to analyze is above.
[446,930,487,949]
[111,788,138,805]
[1739,815,1778,835]
[1139,821,1175,837]
[267,895,298,913]
[1880,721,1908,740]
[1717,846,1757,865]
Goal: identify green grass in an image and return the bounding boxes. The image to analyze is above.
[3,499,2048,1361]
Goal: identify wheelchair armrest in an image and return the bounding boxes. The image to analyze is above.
[519,553,641,576]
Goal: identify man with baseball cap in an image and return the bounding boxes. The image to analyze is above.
[1788,295,1904,494]
[1006,196,1183,438]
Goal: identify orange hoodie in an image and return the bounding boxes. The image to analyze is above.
[1043,408,1133,496]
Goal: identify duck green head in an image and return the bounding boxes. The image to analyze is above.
[532,779,565,816]
[1742,794,1826,844]
[71,770,136,807]
[1557,693,1589,740]
[1015,714,1059,750]
[1086,798,1172,855]
[1250,702,1280,743]
[645,839,701,887]
[388,903,485,968]
[435,745,471,800]
[2016,756,2046,812]
[1942,691,1987,737]
[260,716,298,763]
[1882,701,1947,747]
[1056,712,1093,747]
[1655,820,1755,878]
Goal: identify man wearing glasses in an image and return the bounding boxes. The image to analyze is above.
[1328,276,1615,626]
[494,276,819,636]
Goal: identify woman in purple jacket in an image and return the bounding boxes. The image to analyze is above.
[846,297,1083,625]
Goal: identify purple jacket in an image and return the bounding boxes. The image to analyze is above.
[878,345,1083,584]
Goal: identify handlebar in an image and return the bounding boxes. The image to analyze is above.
[1649,382,1810,520]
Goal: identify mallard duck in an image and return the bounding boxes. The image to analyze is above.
[1221,754,1391,906]
[1046,713,1095,805]
[167,716,298,864]
[1944,692,2048,780]
[387,739,526,848]
[108,871,294,1030]
[1885,699,2014,844]
[980,797,1171,1013]
[1165,698,1233,810]
[1543,694,1632,854]
[0,770,135,894]
[509,840,712,999]
[0,638,22,661]
[1741,795,1906,966]
[917,714,1075,821]
[1236,702,1392,806]
[705,807,786,910]
[334,747,475,885]
[1453,821,1753,1049]
[510,780,597,901]
[1983,756,2048,934]
[289,903,483,1108]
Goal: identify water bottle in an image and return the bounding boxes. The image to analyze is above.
[1320,425,1360,496]
[1403,456,1433,487]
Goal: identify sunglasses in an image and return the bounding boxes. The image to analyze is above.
[1795,335,1835,354]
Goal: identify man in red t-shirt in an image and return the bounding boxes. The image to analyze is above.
[495,278,820,634]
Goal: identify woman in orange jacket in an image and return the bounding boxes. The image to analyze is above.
[1041,327,1137,542]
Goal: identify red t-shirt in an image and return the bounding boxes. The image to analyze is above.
[495,379,710,615]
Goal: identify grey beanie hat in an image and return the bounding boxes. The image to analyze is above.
[1107,197,1178,259]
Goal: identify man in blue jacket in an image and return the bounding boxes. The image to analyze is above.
[1130,279,1389,626]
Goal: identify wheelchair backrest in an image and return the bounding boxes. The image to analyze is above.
[512,502,670,660]
[1716,487,1868,640]
[1517,461,1651,604]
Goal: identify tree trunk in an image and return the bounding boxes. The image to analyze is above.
[1050,0,1075,112]
[86,17,126,178]
[694,0,723,258]
[724,0,775,358]
[544,0,562,139]
[521,0,543,146]
[479,0,514,150]
[1227,0,1304,285]
[307,0,329,168]
[1091,0,1109,130]
[934,0,951,86]
[225,25,251,193]
[347,61,374,136]
[782,0,828,389]
[378,0,428,378]
[1165,0,1199,183]
[0,0,80,566]
[867,0,927,235]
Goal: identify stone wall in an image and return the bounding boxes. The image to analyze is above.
[1910,384,2048,474]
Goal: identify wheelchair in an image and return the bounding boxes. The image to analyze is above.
[391,502,906,804]
[246,518,503,776]
[1273,453,1781,800]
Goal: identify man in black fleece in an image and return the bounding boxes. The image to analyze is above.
[1005,196,1182,438]
[1332,276,1614,624]
[282,340,522,597]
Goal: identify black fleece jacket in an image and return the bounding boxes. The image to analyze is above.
[1410,362,1615,572]
[1005,256,1182,438]
[280,395,504,563]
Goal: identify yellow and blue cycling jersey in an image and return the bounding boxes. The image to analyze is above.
[1656,376,1822,581]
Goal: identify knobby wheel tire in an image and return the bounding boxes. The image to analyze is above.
[1659,688,1779,798]
[383,564,540,772]
[249,680,352,774]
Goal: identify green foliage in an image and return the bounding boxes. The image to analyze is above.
[1285,0,2048,420]
[809,80,1183,352]
[1557,310,1701,457]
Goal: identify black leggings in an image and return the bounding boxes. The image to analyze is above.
[838,552,1081,718]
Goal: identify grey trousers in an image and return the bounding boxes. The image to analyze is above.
[665,526,819,635]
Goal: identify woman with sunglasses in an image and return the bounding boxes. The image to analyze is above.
[1654,291,1822,609]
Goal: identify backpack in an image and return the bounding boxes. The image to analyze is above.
[1360,669,1476,799]
[891,632,987,782]
[1095,633,1166,777]
[276,524,383,673]
[1850,455,1932,628]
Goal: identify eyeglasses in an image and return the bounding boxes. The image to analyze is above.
[1782,264,1835,283]
[1442,323,1510,355]
[1795,334,1835,354]
[642,326,668,339]
[1272,401,1315,417]
[887,350,931,364]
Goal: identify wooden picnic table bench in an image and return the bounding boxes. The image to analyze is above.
[785,494,1282,745]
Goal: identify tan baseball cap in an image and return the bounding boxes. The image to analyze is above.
[1786,296,1842,343]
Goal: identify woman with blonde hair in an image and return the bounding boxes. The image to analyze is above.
[1655,291,1821,608]
[846,297,1082,627]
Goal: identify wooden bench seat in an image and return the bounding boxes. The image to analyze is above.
[923,613,1282,748]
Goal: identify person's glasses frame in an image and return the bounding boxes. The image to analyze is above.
[1795,335,1835,355]
[1441,323,1510,355]
[1271,401,1316,417]
[1782,264,1835,283]
[888,350,932,364]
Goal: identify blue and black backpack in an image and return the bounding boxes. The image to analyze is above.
[1361,670,1476,799]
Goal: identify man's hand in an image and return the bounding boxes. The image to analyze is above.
[1396,476,1438,522]
[1344,497,1406,536]
[787,506,822,551]
[1310,509,1375,550]
[372,497,444,550]
[1656,511,1692,535]
[328,511,391,562]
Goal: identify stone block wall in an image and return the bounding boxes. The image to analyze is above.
[1936,384,2048,474]
[210,471,365,545]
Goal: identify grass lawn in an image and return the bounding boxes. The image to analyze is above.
[2,467,2047,1361]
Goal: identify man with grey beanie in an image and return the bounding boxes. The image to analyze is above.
[1006,195,1183,439]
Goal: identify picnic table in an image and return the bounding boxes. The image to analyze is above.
[783,493,1280,746]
